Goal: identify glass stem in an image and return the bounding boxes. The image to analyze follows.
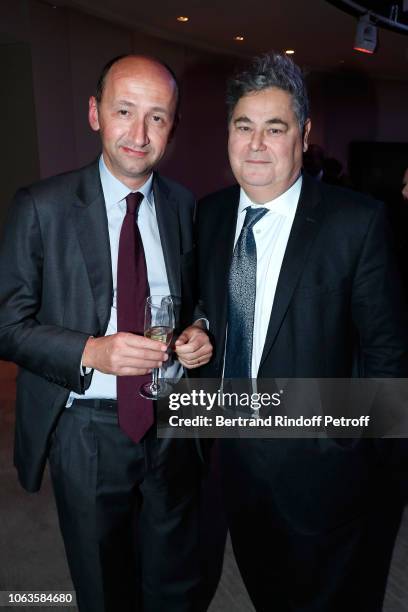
[152,367,159,394]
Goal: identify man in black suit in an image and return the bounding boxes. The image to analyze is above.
[0,54,212,612]
[196,53,408,611]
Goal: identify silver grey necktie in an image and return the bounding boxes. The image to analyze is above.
[224,206,268,378]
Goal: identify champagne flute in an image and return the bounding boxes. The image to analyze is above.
[139,295,174,399]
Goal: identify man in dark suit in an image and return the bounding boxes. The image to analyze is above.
[196,52,408,611]
[0,54,212,612]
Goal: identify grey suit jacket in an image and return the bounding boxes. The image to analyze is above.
[0,159,197,491]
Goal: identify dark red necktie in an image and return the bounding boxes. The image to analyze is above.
[117,192,153,442]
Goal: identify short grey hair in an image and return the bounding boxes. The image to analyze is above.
[226,52,309,130]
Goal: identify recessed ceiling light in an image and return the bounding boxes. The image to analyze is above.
[285,49,295,55]
[234,36,244,42]
[177,16,189,22]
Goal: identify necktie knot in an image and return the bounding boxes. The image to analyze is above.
[243,206,268,231]
[126,192,144,215]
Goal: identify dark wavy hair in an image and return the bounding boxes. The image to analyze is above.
[226,52,309,130]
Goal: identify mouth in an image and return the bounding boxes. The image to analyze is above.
[245,159,271,164]
[121,146,148,158]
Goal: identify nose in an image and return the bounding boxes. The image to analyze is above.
[250,129,266,152]
[129,118,150,147]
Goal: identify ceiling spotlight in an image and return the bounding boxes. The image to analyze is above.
[234,36,244,41]
[176,16,189,22]
[354,13,377,54]
[285,49,295,55]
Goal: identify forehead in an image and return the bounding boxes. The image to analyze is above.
[231,87,296,121]
[103,58,177,108]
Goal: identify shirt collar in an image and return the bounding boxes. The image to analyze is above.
[238,173,302,218]
[99,154,154,211]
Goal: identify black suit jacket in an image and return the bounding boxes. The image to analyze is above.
[196,173,408,530]
[0,160,196,492]
[197,173,408,379]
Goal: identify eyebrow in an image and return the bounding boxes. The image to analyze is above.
[116,100,135,107]
[233,115,289,129]
[150,106,169,115]
[233,116,252,125]
[265,118,289,129]
[115,100,169,115]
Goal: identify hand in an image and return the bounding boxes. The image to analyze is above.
[175,324,213,369]
[82,333,168,376]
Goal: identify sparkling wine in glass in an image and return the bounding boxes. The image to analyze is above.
[140,295,174,400]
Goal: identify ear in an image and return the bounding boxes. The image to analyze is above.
[302,118,312,153]
[88,96,100,132]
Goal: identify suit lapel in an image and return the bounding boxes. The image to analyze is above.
[153,174,180,297]
[72,161,113,333]
[259,174,325,368]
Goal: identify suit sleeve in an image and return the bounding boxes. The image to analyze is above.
[351,202,408,377]
[0,188,90,393]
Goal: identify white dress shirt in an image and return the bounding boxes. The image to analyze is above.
[69,155,181,403]
[232,175,302,378]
